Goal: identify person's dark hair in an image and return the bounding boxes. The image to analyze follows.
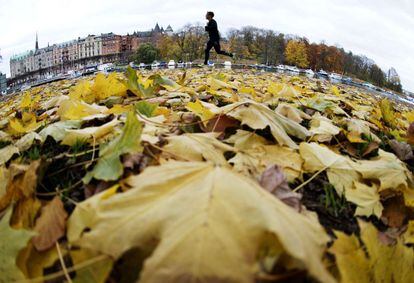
[207,11,214,18]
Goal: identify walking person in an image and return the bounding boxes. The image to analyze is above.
[204,11,233,65]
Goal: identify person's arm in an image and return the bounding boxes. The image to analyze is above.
[205,20,212,31]
[209,20,218,32]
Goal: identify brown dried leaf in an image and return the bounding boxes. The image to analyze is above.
[389,140,413,161]
[381,195,408,228]
[343,141,379,158]
[259,165,302,211]
[122,152,149,177]
[32,197,68,251]
[84,181,113,199]
[122,153,148,170]
[362,141,379,157]
[407,122,414,145]
[203,114,239,134]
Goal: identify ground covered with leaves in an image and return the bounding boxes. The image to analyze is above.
[1,68,414,283]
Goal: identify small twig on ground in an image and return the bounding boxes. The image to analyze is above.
[55,242,73,283]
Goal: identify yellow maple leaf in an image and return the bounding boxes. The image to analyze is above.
[20,92,41,110]
[186,100,215,125]
[309,113,341,142]
[330,221,414,283]
[379,99,397,128]
[299,142,360,194]
[345,182,383,218]
[0,145,19,166]
[68,80,94,103]
[91,73,127,101]
[353,149,413,191]
[239,86,257,100]
[331,85,340,96]
[223,101,309,149]
[0,209,36,282]
[57,99,108,121]
[69,73,127,103]
[68,161,334,283]
[275,103,311,124]
[105,104,132,115]
[230,144,303,182]
[225,129,270,150]
[8,113,40,135]
[61,118,120,146]
[208,76,237,91]
[345,118,380,143]
[403,111,414,123]
[403,221,414,244]
[163,133,234,165]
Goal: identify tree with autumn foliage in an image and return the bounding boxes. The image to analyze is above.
[284,40,309,68]
[173,24,207,62]
[156,34,180,61]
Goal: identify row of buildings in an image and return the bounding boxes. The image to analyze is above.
[9,24,173,84]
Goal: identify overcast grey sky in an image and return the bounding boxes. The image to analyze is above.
[1,0,413,91]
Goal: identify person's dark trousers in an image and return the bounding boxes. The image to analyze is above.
[204,40,232,65]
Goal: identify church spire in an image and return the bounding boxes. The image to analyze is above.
[153,23,161,33]
[35,32,39,50]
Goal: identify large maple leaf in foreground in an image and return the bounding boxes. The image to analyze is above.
[68,161,334,283]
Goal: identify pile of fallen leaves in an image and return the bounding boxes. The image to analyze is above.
[1,67,413,283]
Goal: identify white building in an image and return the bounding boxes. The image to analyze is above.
[77,35,103,59]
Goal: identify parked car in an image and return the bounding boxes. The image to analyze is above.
[177,61,185,68]
[285,65,300,73]
[82,66,97,75]
[305,69,315,76]
[67,70,81,78]
[318,69,329,77]
[341,76,352,84]
[21,84,31,91]
[168,60,176,69]
[329,72,342,80]
[362,82,375,89]
[151,61,160,69]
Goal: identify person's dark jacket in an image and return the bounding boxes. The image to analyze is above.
[205,19,220,42]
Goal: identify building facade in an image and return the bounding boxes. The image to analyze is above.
[53,40,78,73]
[77,35,103,59]
[102,33,121,55]
[9,23,174,83]
[10,34,54,78]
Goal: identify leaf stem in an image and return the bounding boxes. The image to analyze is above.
[55,242,73,283]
